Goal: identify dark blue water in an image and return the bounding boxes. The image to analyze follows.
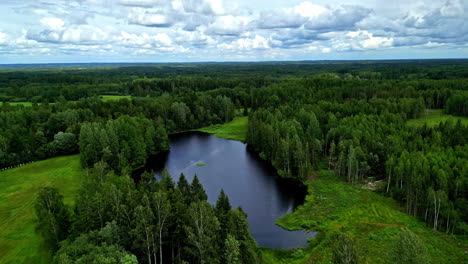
[154,132,314,248]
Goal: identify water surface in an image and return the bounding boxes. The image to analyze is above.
[154,132,314,248]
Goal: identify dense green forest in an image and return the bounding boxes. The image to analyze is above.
[0,60,467,263]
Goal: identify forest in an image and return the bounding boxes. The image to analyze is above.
[0,60,467,264]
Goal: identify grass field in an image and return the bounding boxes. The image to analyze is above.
[2,95,131,107]
[260,170,466,263]
[407,109,468,127]
[100,95,132,102]
[5,102,35,107]
[195,116,248,142]
[0,155,83,264]
[3,102,57,107]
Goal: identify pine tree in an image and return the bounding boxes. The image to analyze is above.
[177,173,192,204]
[191,175,208,202]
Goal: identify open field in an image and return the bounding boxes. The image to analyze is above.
[0,155,83,264]
[195,116,248,142]
[407,109,468,127]
[100,95,132,102]
[260,170,466,263]
[2,95,131,107]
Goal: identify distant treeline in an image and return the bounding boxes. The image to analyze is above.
[1,60,467,102]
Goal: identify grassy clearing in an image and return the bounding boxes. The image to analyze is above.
[196,163,206,167]
[196,116,248,142]
[0,155,83,264]
[260,170,466,264]
[5,102,35,107]
[100,95,132,102]
[2,95,131,107]
[407,109,468,127]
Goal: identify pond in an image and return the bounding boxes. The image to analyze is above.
[153,131,315,249]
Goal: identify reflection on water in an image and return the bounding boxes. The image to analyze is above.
[154,131,315,248]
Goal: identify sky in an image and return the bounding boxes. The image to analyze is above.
[0,0,466,63]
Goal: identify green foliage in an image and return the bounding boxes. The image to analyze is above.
[54,222,138,264]
[34,187,71,251]
[224,234,240,264]
[79,115,168,172]
[191,175,208,202]
[392,228,427,264]
[332,233,359,264]
[49,132,78,156]
[196,163,206,167]
[186,201,221,264]
[445,91,468,116]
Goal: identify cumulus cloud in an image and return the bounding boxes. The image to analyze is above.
[205,15,250,35]
[0,32,8,46]
[1,0,467,61]
[331,30,394,51]
[254,2,371,31]
[218,34,270,51]
[27,24,111,44]
[118,31,172,48]
[127,7,175,27]
[40,17,65,30]
[118,0,171,7]
[304,5,371,31]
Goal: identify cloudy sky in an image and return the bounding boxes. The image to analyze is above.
[0,0,466,63]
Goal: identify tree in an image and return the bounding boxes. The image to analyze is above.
[186,201,220,264]
[191,175,208,202]
[34,187,71,250]
[332,233,359,264]
[49,132,78,155]
[392,228,427,264]
[152,190,171,264]
[225,208,258,264]
[177,173,192,204]
[54,223,138,264]
[224,234,240,264]
[132,197,156,264]
[215,189,232,247]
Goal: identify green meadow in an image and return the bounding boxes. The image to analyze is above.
[0,155,83,264]
[100,95,132,102]
[196,116,248,142]
[260,170,466,263]
[407,109,468,127]
[2,95,132,107]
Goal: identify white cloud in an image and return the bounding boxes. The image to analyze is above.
[332,30,394,51]
[118,31,173,49]
[127,7,174,27]
[293,2,327,18]
[1,0,466,61]
[206,15,250,35]
[28,24,112,44]
[40,17,65,31]
[218,35,269,51]
[0,32,8,45]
